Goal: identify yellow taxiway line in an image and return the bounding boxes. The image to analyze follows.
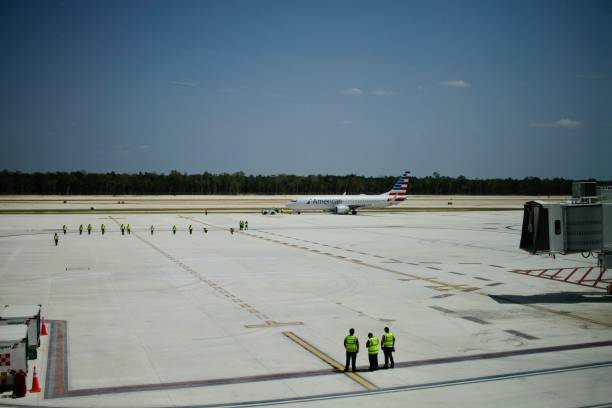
[283,331,377,391]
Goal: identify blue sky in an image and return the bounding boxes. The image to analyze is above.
[0,0,610,178]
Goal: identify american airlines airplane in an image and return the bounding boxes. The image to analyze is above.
[286,171,410,214]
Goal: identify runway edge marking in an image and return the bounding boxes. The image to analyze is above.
[42,320,612,399]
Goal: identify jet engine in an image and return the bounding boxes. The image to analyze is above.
[335,205,350,214]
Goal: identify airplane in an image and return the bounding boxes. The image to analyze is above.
[286,171,410,214]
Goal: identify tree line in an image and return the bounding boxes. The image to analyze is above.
[0,170,605,196]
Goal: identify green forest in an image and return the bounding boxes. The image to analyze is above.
[0,170,605,195]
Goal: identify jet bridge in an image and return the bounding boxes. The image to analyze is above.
[520,183,612,284]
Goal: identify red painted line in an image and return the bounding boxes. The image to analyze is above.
[510,265,608,291]
[577,267,594,284]
[537,269,550,277]
[550,268,565,279]
[592,268,608,287]
[563,267,579,282]
[54,321,66,396]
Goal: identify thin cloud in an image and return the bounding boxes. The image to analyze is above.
[440,80,470,88]
[576,73,605,80]
[341,87,364,96]
[114,144,150,156]
[530,118,584,128]
[371,89,396,96]
[341,88,397,96]
[171,79,200,87]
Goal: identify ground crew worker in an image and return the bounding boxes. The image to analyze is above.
[381,327,395,369]
[62,225,67,235]
[53,233,59,246]
[101,224,106,235]
[244,221,248,230]
[150,225,154,235]
[230,227,234,234]
[189,225,193,234]
[126,224,131,234]
[87,224,92,235]
[172,225,177,235]
[203,227,208,233]
[344,328,359,372]
[79,224,83,235]
[366,332,379,371]
[239,220,244,231]
[121,224,125,235]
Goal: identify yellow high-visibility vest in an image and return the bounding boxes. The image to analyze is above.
[368,337,379,354]
[344,335,358,352]
[383,332,394,348]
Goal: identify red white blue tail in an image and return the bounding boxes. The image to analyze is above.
[386,171,410,202]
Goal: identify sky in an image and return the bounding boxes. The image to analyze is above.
[0,0,611,179]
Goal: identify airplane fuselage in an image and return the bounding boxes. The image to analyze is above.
[286,171,410,214]
[287,194,399,213]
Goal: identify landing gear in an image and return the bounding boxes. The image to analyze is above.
[351,209,357,215]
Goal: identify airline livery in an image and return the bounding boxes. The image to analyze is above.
[286,171,410,214]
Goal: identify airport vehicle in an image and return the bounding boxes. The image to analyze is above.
[286,171,410,214]
[0,305,42,360]
[262,208,281,215]
[0,324,29,395]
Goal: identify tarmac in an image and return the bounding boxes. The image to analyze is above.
[0,195,569,212]
[1,202,611,407]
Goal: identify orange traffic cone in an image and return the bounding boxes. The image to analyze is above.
[30,366,41,393]
[40,318,48,336]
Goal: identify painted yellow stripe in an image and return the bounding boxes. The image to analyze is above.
[283,331,377,391]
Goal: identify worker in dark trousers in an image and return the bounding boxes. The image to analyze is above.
[79,224,83,235]
[150,225,154,235]
[62,225,67,235]
[203,227,208,234]
[239,220,244,231]
[189,225,193,234]
[366,333,379,371]
[87,224,92,235]
[126,224,131,234]
[244,221,248,230]
[120,224,125,235]
[381,327,395,368]
[54,233,59,246]
[172,225,177,235]
[344,328,359,372]
[101,224,106,235]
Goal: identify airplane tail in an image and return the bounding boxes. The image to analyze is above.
[385,171,410,201]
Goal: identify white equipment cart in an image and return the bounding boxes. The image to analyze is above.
[0,305,42,360]
[0,324,28,395]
